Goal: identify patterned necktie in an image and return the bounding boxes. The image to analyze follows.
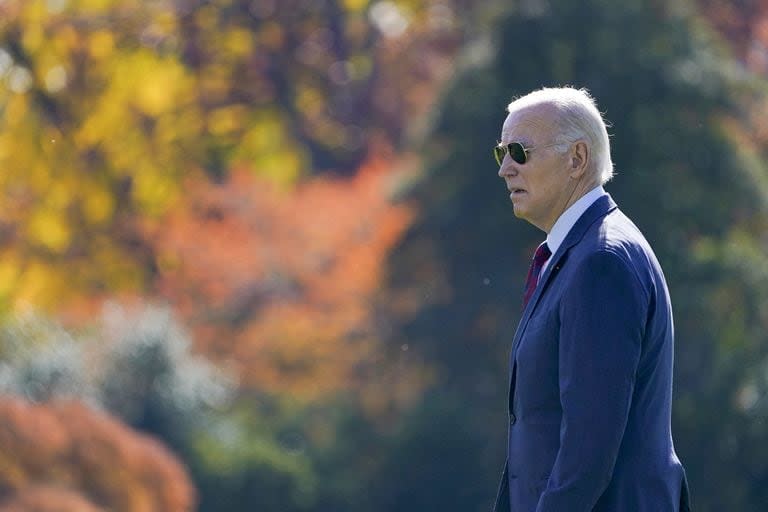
[523,242,552,309]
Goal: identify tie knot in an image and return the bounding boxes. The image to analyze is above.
[533,242,552,265]
[522,242,551,309]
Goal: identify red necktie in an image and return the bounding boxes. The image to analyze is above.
[523,242,551,309]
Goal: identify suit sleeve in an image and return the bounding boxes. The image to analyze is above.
[535,250,647,512]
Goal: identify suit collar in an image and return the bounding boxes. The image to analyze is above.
[528,193,616,313]
[545,186,606,258]
[511,194,618,358]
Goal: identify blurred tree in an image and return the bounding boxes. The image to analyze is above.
[141,153,428,412]
[0,305,234,440]
[0,0,205,311]
[4,0,767,511]
[0,0,462,499]
[0,486,106,512]
[0,0,492,313]
[0,304,415,512]
[697,0,768,75]
[381,0,768,510]
[133,151,442,511]
[0,305,238,510]
[0,396,195,512]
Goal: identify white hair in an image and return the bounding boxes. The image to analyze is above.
[507,87,614,184]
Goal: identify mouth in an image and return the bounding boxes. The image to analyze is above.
[509,188,527,197]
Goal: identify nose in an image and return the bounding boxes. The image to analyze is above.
[498,161,518,178]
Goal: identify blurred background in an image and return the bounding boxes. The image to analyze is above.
[0,0,767,510]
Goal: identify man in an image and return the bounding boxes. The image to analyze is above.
[492,87,691,512]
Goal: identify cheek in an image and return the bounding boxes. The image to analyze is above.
[537,173,562,196]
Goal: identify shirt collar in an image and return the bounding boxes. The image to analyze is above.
[546,186,607,256]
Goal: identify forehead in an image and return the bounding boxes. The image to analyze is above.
[500,105,555,144]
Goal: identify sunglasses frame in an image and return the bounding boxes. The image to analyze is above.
[493,141,564,166]
[494,142,531,166]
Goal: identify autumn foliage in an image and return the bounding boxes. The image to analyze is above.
[0,0,470,314]
[142,154,426,405]
[0,397,195,512]
[697,0,768,74]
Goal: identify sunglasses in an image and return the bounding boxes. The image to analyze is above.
[493,141,561,166]
[494,142,531,166]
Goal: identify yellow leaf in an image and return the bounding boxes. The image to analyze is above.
[4,95,29,127]
[92,236,145,289]
[75,0,114,13]
[255,150,303,187]
[133,165,177,215]
[52,25,79,56]
[14,261,64,311]
[21,24,45,54]
[132,54,190,116]
[82,184,115,224]
[157,108,204,144]
[296,85,324,117]
[155,10,178,34]
[27,209,71,253]
[89,30,115,59]
[226,29,253,57]
[250,110,287,149]
[0,257,21,298]
[342,0,369,12]
[0,135,9,163]
[208,105,247,136]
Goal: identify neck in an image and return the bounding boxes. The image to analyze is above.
[542,175,601,233]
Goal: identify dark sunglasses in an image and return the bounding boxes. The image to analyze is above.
[493,142,531,166]
[493,141,562,166]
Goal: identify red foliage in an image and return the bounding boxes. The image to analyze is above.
[0,486,105,512]
[0,397,195,512]
[143,153,420,401]
[698,0,768,74]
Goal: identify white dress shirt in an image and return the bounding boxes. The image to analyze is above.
[541,186,607,276]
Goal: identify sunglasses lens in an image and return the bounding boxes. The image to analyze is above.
[508,142,527,164]
[493,146,505,166]
[494,143,527,166]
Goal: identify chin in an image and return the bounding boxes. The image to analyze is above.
[511,204,527,219]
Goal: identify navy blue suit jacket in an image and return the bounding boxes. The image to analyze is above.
[493,195,690,512]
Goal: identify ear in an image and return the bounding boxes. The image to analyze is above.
[569,141,589,179]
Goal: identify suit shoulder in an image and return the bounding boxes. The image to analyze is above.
[566,247,652,315]
[576,246,634,275]
[591,209,656,259]
[577,211,657,286]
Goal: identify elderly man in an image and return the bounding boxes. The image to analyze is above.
[492,87,691,512]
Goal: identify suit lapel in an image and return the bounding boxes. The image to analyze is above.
[510,194,618,361]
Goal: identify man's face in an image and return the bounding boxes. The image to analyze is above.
[497,106,575,232]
